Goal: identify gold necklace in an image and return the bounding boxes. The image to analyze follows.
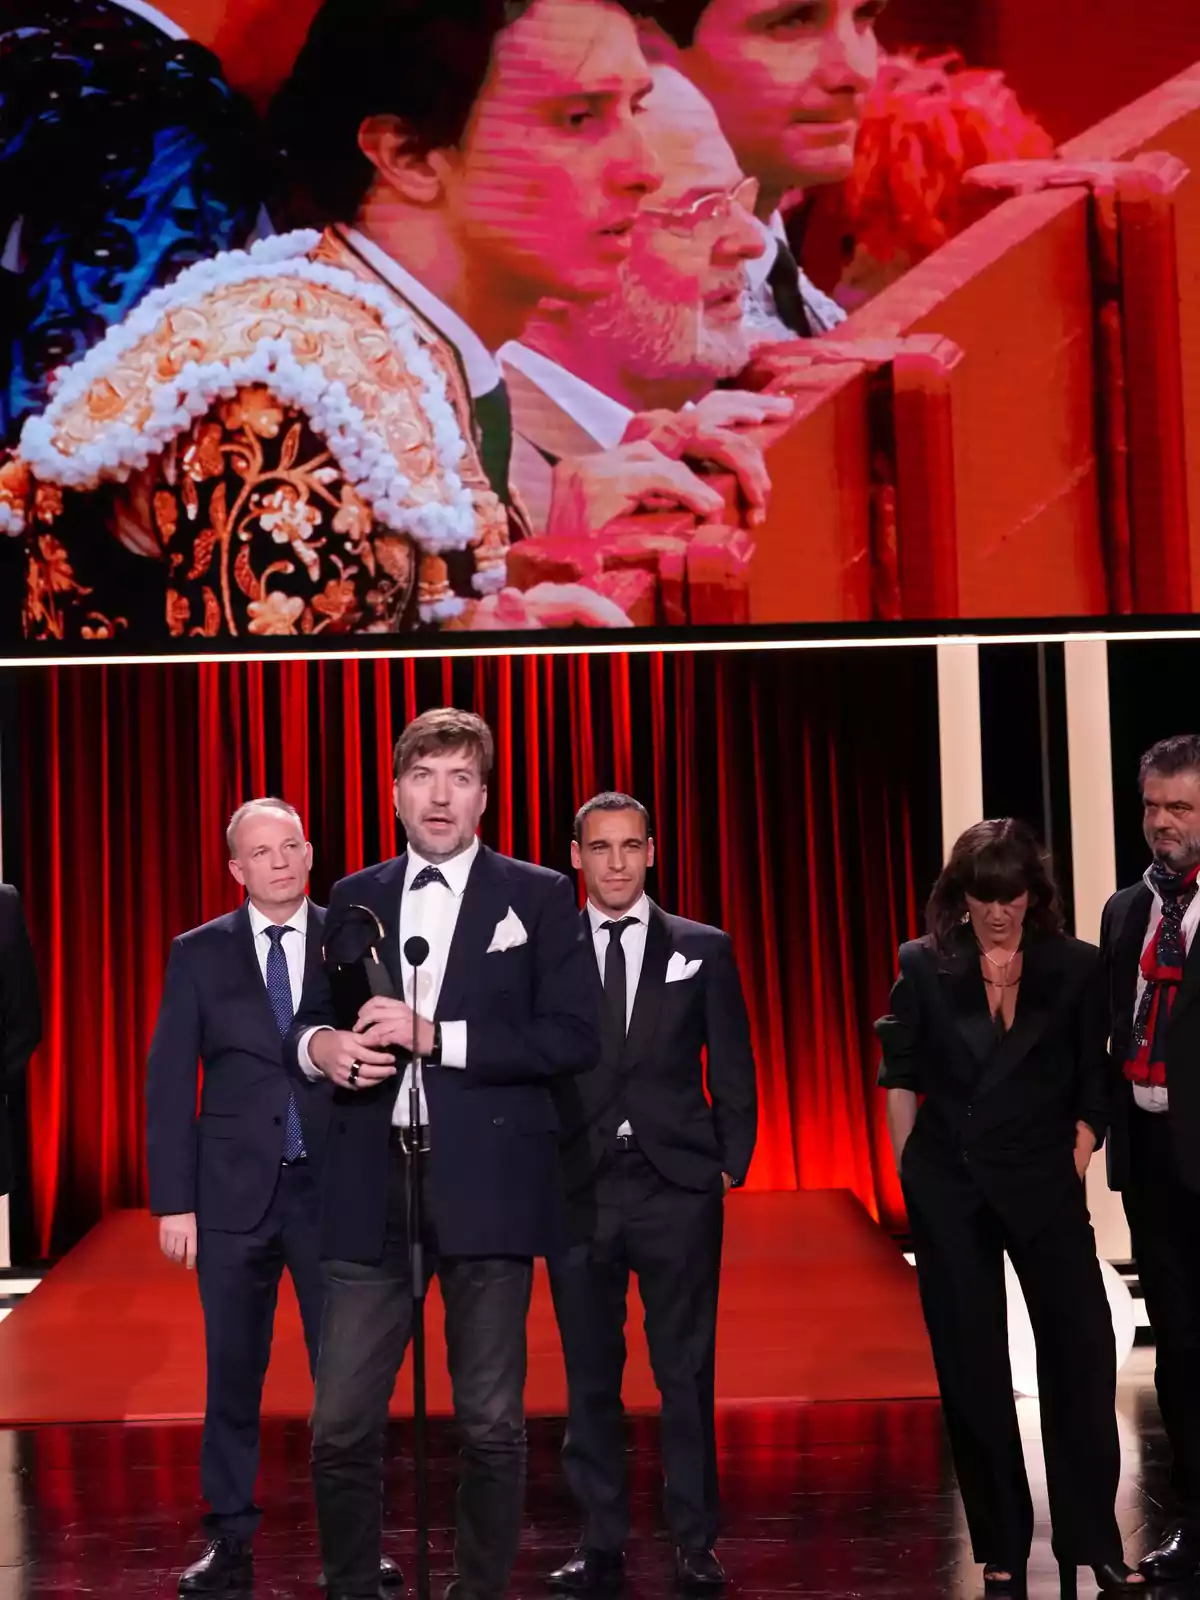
[980,945,1022,989]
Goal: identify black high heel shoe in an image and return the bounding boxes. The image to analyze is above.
[1060,1561,1145,1593]
[983,1566,1027,1595]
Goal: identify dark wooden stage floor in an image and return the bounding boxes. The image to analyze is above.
[0,1353,1184,1599]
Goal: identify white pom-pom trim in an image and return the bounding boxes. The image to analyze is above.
[17,231,478,556]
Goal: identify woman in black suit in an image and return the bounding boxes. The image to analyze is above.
[877,819,1142,1596]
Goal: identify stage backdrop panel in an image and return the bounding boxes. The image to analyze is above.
[7,647,942,1260]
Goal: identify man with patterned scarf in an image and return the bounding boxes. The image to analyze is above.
[0,0,733,644]
[1102,734,1200,1585]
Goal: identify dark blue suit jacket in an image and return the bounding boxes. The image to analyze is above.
[145,900,329,1232]
[291,846,600,1263]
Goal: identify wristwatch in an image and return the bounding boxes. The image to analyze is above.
[427,1023,442,1066]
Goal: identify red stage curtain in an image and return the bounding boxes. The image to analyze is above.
[11,648,940,1259]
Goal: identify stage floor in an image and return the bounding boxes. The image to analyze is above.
[0,1356,1174,1599]
[0,1191,938,1424]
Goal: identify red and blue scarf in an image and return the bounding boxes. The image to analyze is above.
[1125,861,1200,1086]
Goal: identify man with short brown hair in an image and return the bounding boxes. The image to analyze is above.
[293,707,600,1600]
[547,791,757,1593]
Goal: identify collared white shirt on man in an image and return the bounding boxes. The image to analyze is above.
[298,842,474,1126]
[1132,866,1200,1113]
[743,212,845,340]
[587,893,651,1137]
[247,897,309,1014]
[341,227,504,400]
[498,342,633,450]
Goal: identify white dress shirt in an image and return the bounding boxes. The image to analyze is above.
[499,342,634,450]
[247,898,308,1014]
[587,894,651,1136]
[743,212,846,340]
[1132,867,1200,1113]
[298,842,474,1125]
[341,227,503,400]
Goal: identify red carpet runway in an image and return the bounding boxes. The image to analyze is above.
[0,1190,936,1424]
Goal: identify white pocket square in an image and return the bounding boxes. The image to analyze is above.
[665,951,703,983]
[487,907,528,954]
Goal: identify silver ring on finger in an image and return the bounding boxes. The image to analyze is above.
[349,1062,361,1087]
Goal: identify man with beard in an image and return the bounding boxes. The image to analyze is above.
[655,0,889,338]
[502,62,792,531]
[1102,734,1200,1583]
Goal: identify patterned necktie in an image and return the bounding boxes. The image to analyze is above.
[766,238,812,338]
[411,864,449,891]
[475,381,514,506]
[602,918,635,1046]
[265,925,306,1163]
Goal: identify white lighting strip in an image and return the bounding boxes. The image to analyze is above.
[0,623,1196,671]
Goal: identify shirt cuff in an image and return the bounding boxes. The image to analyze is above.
[439,1021,467,1069]
[298,1026,331,1080]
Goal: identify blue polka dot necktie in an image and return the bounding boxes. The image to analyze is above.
[265,925,306,1164]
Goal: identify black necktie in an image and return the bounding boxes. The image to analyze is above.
[411,864,449,891]
[475,381,514,506]
[602,918,635,1045]
[766,239,812,338]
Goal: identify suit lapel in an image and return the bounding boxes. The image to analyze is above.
[1112,886,1151,1048]
[973,935,1066,1100]
[304,900,326,997]
[622,902,669,1072]
[1169,891,1200,1030]
[436,846,510,1023]
[231,903,281,1046]
[936,933,996,1068]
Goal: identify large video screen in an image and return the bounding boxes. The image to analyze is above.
[3,0,1199,652]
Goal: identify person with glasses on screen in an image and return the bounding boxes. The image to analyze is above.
[502,53,794,532]
[1,0,745,644]
[652,0,890,340]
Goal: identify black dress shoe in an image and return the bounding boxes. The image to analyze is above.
[178,1537,253,1595]
[674,1548,726,1591]
[1139,1524,1200,1582]
[547,1548,625,1592]
[318,1557,405,1591]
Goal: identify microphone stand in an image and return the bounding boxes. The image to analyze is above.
[405,945,431,1600]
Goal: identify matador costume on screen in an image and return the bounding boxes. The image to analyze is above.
[0,227,535,641]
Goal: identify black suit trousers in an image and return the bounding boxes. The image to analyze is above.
[548,1146,725,1552]
[902,1153,1122,1568]
[310,1145,533,1600]
[196,1160,325,1540]
[1123,1106,1200,1521]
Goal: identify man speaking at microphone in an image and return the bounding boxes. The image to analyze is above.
[292,707,599,1600]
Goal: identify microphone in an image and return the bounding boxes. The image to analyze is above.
[402,936,430,1146]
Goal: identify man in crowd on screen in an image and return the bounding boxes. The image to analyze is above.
[1,0,749,644]
[1101,736,1200,1584]
[501,56,794,532]
[0,882,41,1246]
[652,0,889,339]
[547,792,757,1594]
[291,708,599,1600]
[794,49,1055,313]
[146,800,404,1595]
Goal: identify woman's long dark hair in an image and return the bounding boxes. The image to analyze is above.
[926,818,1064,951]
